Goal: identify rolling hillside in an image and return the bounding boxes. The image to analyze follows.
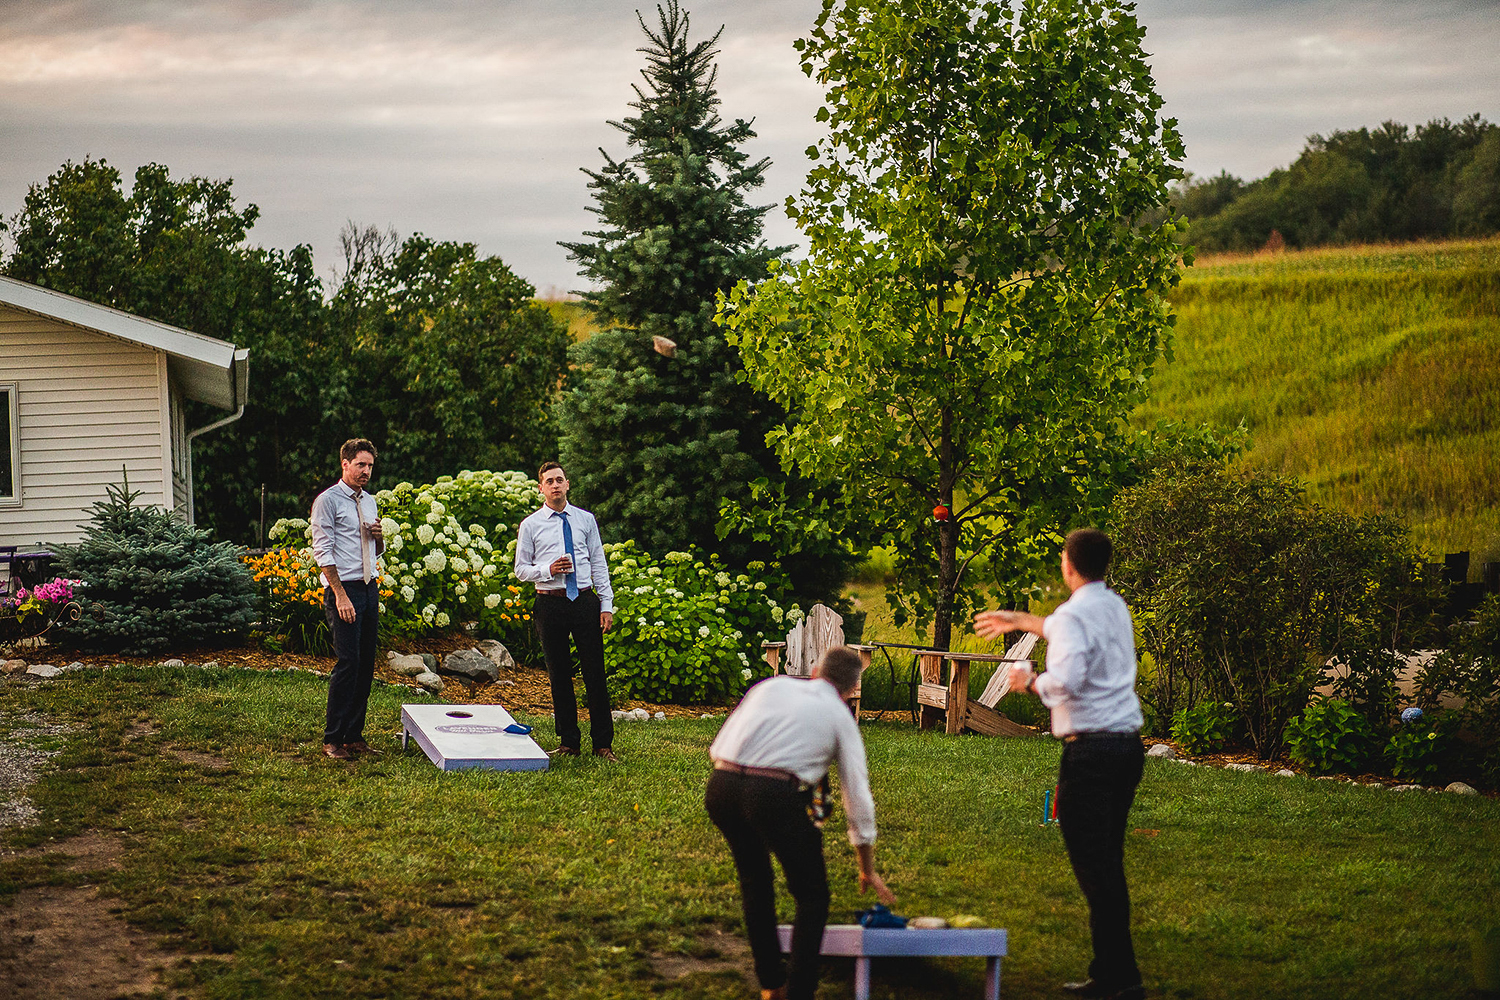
[1141,237,1500,567]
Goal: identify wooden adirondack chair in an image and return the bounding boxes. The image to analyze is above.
[760,604,865,715]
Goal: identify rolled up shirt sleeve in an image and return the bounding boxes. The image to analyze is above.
[514,514,550,584]
[309,492,337,569]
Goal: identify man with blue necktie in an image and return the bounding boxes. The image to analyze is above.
[515,462,618,760]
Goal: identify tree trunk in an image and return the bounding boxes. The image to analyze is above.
[933,405,957,651]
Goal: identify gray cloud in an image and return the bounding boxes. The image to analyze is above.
[0,0,1494,292]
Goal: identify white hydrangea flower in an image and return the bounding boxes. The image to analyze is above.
[754,581,766,591]
[634,585,653,594]
[422,603,437,623]
[423,550,448,573]
[389,535,404,552]
[378,602,387,613]
[715,607,726,615]
[455,580,469,595]
[456,531,471,547]
[416,524,436,545]
[458,594,467,604]
[739,652,750,666]
[484,593,502,609]
[646,567,661,577]
[772,606,785,624]
[430,501,446,516]
[400,574,415,587]
[435,611,451,627]
[481,564,496,578]
[434,533,450,546]
[741,667,752,681]
[400,585,416,602]
[715,572,731,587]
[380,516,399,536]
[469,524,486,537]
[697,625,710,638]
[654,620,666,628]
[425,511,442,525]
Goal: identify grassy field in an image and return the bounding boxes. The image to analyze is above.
[540,297,605,343]
[4,665,1497,999]
[1144,237,1500,567]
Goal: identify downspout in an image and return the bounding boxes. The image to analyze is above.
[185,405,244,525]
[184,348,249,525]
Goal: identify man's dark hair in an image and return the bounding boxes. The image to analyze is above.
[1065,528,1112,581]
[340,438,378,463]
[816,646,864,695]
[538,461,564,480]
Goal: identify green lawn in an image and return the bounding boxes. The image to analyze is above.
[4,666,1498,999]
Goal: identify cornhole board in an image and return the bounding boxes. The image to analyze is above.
[777,923,1006,1000]
[400,703,548,771]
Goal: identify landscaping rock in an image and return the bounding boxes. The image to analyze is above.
[1,658,27,675]
[63,662,86,672]
[160,659,185,667]
[201,660,220,669]
[653,711,665,720]
[611,710,627,721]
[415,671,444,693]
[1366,782,1385,789]
[1446,782,1479,795]
[26,664,61,678]
[440,649,499,683]
[1275,768,1296,777]
[388,653,428,677]
[1225,763,1259,772]
[1146,743,1178,759]
[476,640,516,672]
[631,708,650,721]
[420,653,439,672]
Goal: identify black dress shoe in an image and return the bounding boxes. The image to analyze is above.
[548,746,580,757]
[1063,980,1144,1000]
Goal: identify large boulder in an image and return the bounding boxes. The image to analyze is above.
[415,671,444,693]
[387,653,428,678]
[440,648,499,683]
[476,640,516,672]
[1,658,28,675]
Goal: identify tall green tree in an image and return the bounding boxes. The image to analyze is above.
[556,2,855,595]
[338,233,572,486]
[717,0,1186,648]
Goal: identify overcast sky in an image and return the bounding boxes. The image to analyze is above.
[2,0,1496,294]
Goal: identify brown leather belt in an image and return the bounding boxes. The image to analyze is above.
[1062,731,1141,744]
[536,586,594,596]
[714,760,802,784]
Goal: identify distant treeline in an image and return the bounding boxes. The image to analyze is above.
[1166,115,1500,252]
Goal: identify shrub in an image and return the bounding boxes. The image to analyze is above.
[54,484,258,654]
[1417,592,1500,788]
[1384,710,1461,784]
[603,541,800,704]
[263,469,540,659]
[1285,699,1379,774]
[1171,700,1238,755]
[1112,467,1433,758]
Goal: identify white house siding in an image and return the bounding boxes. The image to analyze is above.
[0,306,169,548]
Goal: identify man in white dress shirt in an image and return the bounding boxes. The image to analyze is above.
[514,462,618,760]
[707,647,895,1000]
[309,438,388,761]
[974,528,1146,1000]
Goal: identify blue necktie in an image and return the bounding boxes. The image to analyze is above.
[556,510,579,600]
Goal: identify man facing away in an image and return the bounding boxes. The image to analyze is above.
[310,438,388,761]
[974,528,1146,1000]
[513,462,618,760]
[707,647,896,1000]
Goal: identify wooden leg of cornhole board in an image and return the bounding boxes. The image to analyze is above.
[985,956,1001,1000]
[855,956,872,1000]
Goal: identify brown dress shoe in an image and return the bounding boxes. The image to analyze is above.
[593,747,620,762]
[548,746,580,757]
[323,743,353,760]
[760,987,786,1000]
[346,741,383,756]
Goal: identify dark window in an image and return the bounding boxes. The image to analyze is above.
[0,385,16,502]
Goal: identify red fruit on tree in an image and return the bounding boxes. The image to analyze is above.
[933,504,950,521]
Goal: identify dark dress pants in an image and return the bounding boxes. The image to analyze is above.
[323,579,379,745]
[533,589,614,751]
[1057,733,1146,990]
[705,769,830,1000]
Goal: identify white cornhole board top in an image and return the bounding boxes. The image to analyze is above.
[401,703,548,772]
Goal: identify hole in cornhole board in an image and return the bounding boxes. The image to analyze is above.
[401,703,548,772]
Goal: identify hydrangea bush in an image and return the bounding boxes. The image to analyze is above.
[256,470,804,705]
[603,541,801,704]
[260,470,541,657]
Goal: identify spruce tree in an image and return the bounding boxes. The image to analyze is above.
[54,483,259,654]
[558,2,854,595]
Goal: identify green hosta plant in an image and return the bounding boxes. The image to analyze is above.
[604,541,800,704]
[1170,700,1238,755]
[1285,698,1379,774]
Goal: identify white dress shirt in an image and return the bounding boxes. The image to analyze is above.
[513,502,615,613]
[309,480,385,586]
[1035,581,1144,737]
[710,675,878,846]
